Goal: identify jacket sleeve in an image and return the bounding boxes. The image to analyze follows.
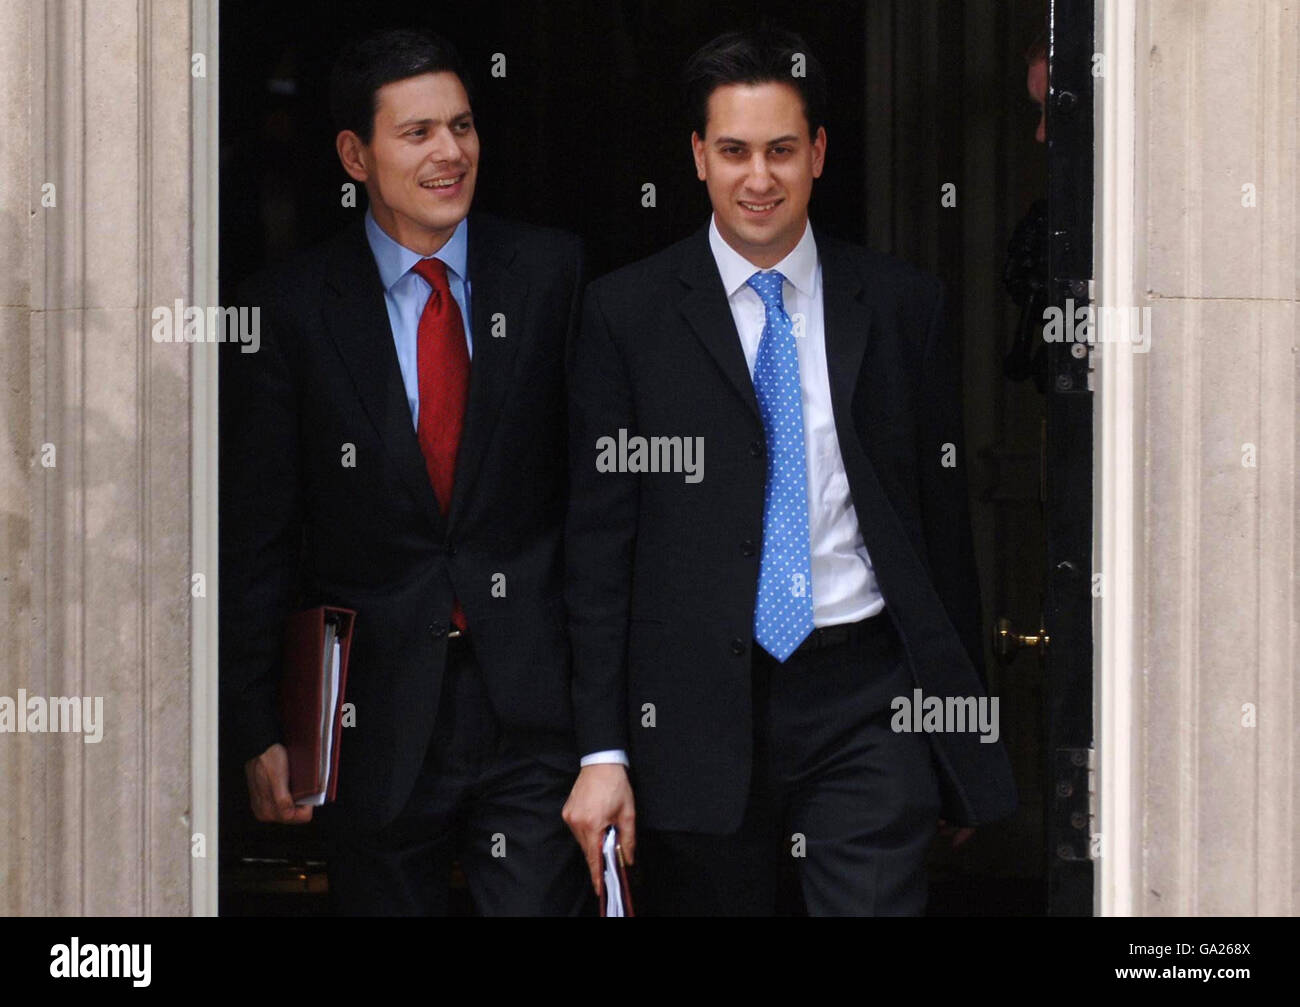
[565,281,638,755]
[219,277,304,768]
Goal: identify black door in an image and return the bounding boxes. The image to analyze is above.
[1042,0,1095,916]
[986,0,1094,918]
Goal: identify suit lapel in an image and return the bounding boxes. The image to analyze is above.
[446,213,529,529]
[676,225,761,421]
[817,231,874,449]
[322,220,445,538]
[816,232,913,553]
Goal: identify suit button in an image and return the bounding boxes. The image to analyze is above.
[730,638,746,656]
[749,440,764,458]
[741,540,755,556]
[447,545,457,557]
[429,623,447,640]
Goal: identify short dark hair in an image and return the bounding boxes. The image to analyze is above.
[682,27,827,140]
[329,28,472,144]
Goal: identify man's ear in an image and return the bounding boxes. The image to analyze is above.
[811,126,827,179]
[691,130,707,181]
[336,130,370,183]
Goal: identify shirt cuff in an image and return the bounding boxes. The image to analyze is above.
[580,749,630,768]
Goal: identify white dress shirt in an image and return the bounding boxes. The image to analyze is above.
[580,216,885,770]
[709,215,885,626]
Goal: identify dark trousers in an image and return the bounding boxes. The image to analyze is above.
[638,614,941,916]
[325,636,591,916]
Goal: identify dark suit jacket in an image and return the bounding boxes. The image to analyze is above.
[566,221,1018,833]
[221,211,584,831]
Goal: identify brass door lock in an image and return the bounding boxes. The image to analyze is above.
[992,615,1050,663]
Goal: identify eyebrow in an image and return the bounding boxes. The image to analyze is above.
[712,134,801,147]
[392,110,473,130]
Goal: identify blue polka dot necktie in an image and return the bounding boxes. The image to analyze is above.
[746,270,815,662]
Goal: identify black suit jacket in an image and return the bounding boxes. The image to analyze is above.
[566,221,1018,833]
[221,212,584,830]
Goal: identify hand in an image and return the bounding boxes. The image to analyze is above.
[245,743,313,824]
[937,818,975,849]
[562,763,636,894]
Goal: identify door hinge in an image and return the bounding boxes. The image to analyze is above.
[1052,746,1096,861]
[1087,744,1098,859]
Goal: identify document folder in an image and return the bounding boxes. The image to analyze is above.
[279,606,355,806]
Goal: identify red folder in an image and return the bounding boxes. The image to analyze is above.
[279,606,356,805]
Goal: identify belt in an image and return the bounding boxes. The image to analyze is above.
[788,615,890,658]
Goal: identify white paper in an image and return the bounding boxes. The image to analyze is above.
[602,826,626,917]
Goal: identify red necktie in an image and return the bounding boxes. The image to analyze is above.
[412,257,469,630]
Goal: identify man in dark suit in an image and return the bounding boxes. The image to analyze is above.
[221,28,589,915]
[562,27,1017,915]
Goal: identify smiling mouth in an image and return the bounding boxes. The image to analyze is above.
[419,173,465,189]
[739,198,782,212]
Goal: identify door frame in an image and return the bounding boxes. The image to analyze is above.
[186,0,1145,918]
[191,0,221,916]
[1093,0,1141,917]
[1047,0,1143,917]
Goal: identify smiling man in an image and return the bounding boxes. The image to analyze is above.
[221,28,589,915]
[563,27,1017,915]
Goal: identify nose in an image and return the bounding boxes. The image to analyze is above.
[428,124,463,164]
[746,151,775,190]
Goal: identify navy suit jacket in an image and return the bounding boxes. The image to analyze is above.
[221,212,584,830]
[565,222,1018,832]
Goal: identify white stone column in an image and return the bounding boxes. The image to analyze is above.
[0,0,200,915]
[1097,0,1299,916]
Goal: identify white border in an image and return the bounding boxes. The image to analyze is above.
[1094,0,1140,917]
[190,0,220,917]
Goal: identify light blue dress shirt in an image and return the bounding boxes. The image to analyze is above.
[363,209,473,427]
[364,211,624,769]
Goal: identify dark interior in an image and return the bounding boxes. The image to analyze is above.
[218,0,1051,916]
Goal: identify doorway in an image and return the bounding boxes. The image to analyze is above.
[215,0,1093,916]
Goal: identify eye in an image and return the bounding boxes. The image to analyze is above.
[453,119,473,133]
[722,146,743,156]
[407,127,427,138]
[770,146,792,156]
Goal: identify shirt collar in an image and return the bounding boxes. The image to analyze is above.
[364,209,470,292]
[707,214,818,298]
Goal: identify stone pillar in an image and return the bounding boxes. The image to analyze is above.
[1099,0,1298,915]
[0,0,198,915]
